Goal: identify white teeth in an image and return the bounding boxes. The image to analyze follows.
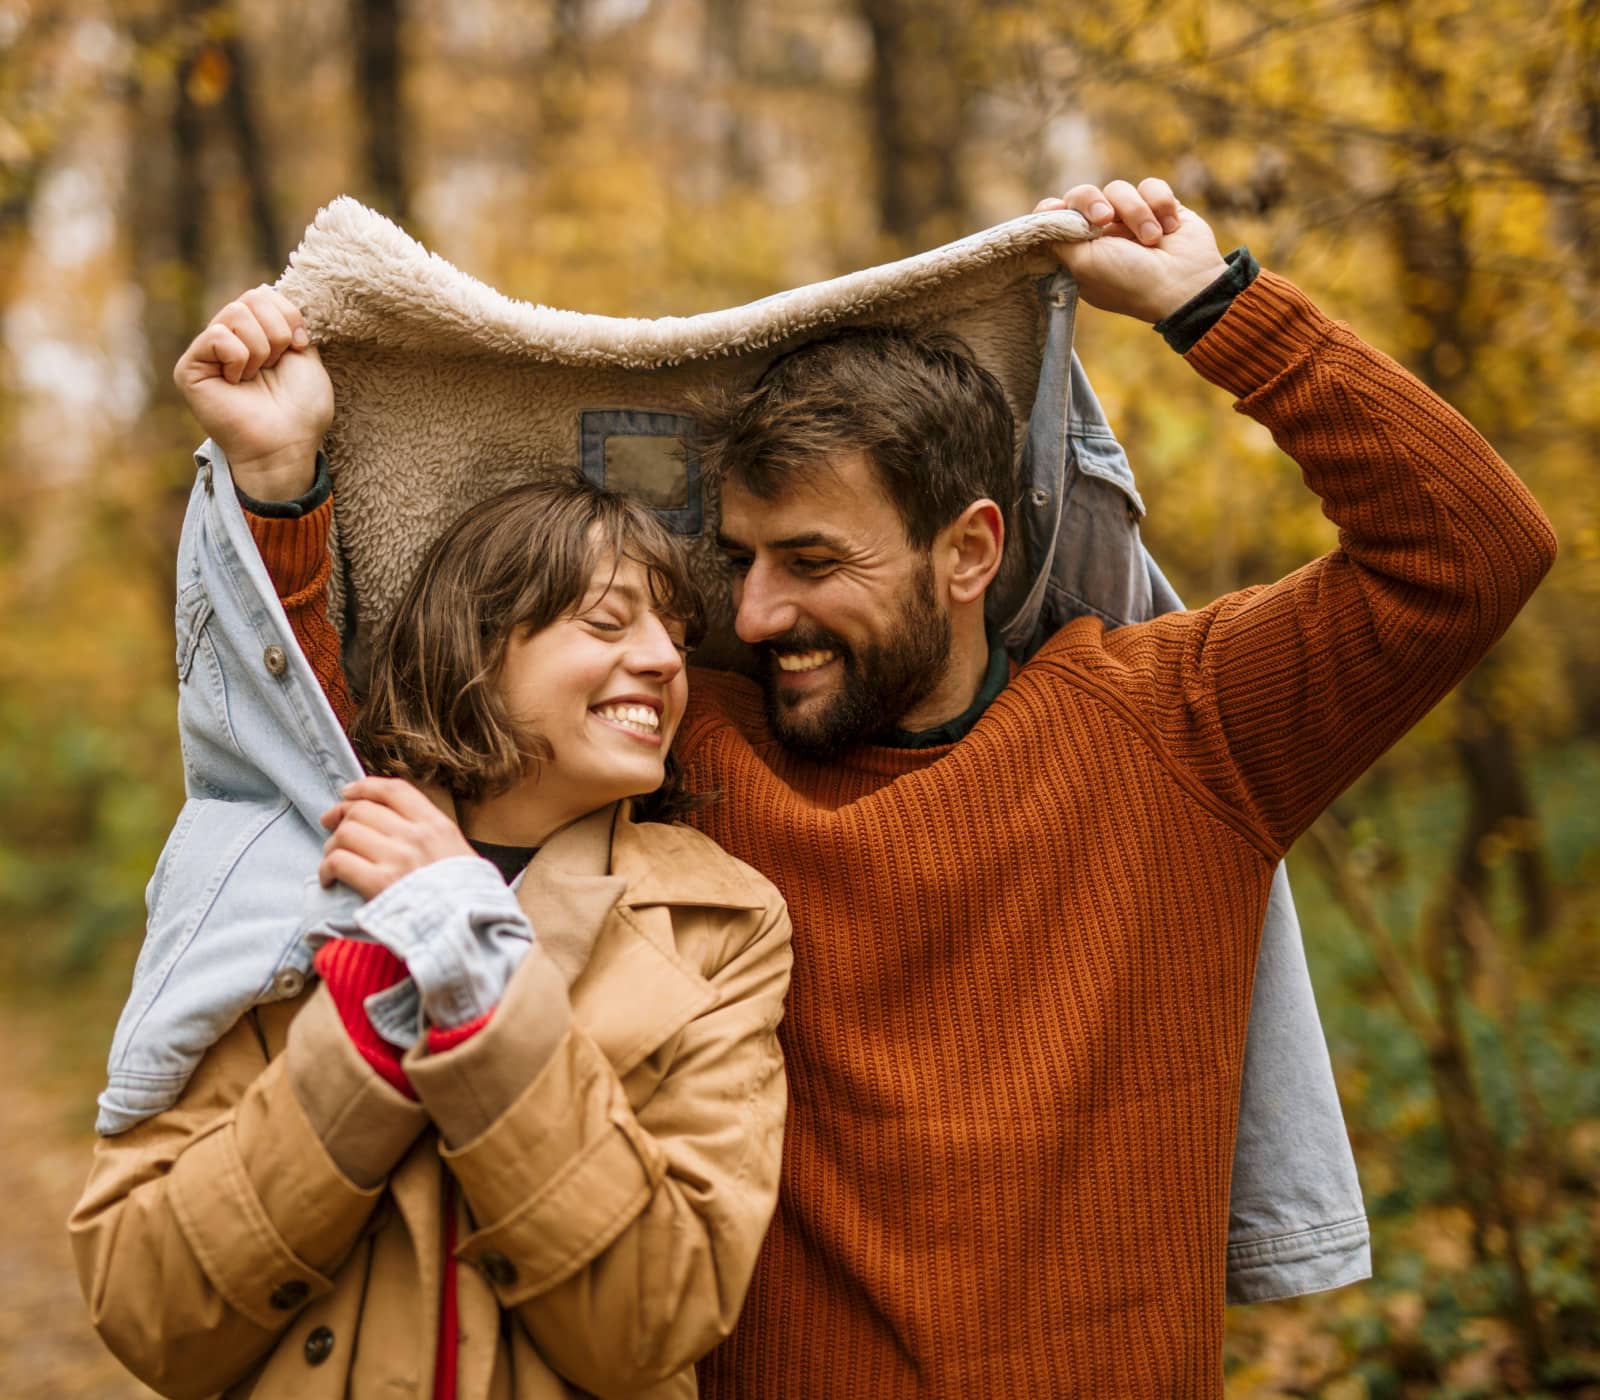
[776,650,836,673]
[595,703,660,733]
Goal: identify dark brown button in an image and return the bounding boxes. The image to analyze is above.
[263,644,288,677]
[479,1251,518,1288]
[269,1279,309,1310]
[303,1326,335,1366]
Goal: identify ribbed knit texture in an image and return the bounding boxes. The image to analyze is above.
[680,273,1554,1398]
[244,498,357,732]
[253,270,1555,1398]
[311,938,416,1100]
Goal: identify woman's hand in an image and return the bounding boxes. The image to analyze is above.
[319,776,476,900]
[1035,177,1228,324]
[172,285,332,501]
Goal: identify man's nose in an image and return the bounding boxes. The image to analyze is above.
[733,564,798,645]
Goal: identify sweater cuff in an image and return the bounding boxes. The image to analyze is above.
[1154,246,1260,354]
[1181,268,1338,401]
[236,450,332,518]
[247,496,334,603]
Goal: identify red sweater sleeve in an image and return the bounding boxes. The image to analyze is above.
[246,500,357,732]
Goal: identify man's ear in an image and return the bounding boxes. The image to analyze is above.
[939,498,1005,606]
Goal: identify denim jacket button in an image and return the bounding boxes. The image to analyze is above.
[1029,487,1051,508]
[273,968,305,999]
[263,644,288,677]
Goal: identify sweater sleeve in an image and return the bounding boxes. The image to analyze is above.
[1065,269,1556,857]
[246,498,356,732]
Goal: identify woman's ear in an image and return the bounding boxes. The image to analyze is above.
[939,498,1005,607]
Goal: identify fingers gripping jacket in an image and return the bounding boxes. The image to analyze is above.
[307,856,535,1041]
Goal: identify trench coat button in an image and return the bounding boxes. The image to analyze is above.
[273,967,305,999]
[304,1326,335,1366]
[263,644,288,677]
[480,1251,518,1288]
[269,1279,309,1310]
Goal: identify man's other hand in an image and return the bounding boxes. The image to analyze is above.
[172,286,332,501]
[1036,179,1228,324]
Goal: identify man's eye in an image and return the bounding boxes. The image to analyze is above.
[583,616,624,633]
[722,554,753,576]
[791,557,836,575]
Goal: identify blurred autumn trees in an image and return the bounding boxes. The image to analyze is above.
[1,0,1597,1394]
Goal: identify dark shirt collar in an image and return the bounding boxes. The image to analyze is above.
[882,624,1011,750]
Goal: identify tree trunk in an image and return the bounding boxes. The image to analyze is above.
[353,0,410,221]
[219,27,285,270]
[856,0,970,246]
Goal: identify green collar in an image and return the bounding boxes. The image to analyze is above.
[883,626,1011,750]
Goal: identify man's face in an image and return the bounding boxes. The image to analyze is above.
[716,451,953,760]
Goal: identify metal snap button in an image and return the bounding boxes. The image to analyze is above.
[1029,487,1050,508]
[479,1251,518,1288]
[303,1326,335,1366]
[263,644,288,677]
[269,1279,309,1310]
[273,968,305,999]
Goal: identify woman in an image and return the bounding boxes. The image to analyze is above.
[71,290,792,1400]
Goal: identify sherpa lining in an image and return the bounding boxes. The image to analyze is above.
[274,197,1094,674]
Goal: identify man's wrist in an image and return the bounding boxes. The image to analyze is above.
[1154,247,1261,354]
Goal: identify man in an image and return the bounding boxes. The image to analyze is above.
[182,177,1553,1394]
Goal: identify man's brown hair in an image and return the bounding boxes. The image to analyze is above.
[352,474,703,811]
[693,325,1018,551]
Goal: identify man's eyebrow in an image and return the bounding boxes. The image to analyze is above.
[716,530,849,553]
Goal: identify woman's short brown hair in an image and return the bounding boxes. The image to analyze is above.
[352,473,704,812]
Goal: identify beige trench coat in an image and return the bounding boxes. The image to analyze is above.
[71,803,791,1400]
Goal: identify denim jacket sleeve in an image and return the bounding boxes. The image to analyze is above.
[96,442,365,1136]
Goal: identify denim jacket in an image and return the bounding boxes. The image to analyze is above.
[100,273,1367,1303]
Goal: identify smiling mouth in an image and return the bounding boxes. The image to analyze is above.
[592,702,661,737]
[774,649,837,673]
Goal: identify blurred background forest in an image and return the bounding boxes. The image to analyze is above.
[0,0,1597,1395]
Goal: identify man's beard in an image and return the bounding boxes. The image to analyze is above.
[755,562,951,762]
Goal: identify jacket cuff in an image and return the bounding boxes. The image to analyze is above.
[406,944,572,1148]
[436,1027,665,1304]
[1182,268,1337,401]
[166,1053,387,1329]
[285,983,428,1187]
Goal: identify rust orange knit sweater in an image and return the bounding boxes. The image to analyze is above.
[254,272,1554,1398]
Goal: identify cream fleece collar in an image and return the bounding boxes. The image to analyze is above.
[274,197,1093,675]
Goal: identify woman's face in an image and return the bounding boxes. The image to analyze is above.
[493,554,689,830]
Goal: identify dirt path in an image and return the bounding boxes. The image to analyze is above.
[0,1019,156,1399]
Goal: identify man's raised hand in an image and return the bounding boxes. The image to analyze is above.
[1036,178,1229,324]
[172,286,333,501]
